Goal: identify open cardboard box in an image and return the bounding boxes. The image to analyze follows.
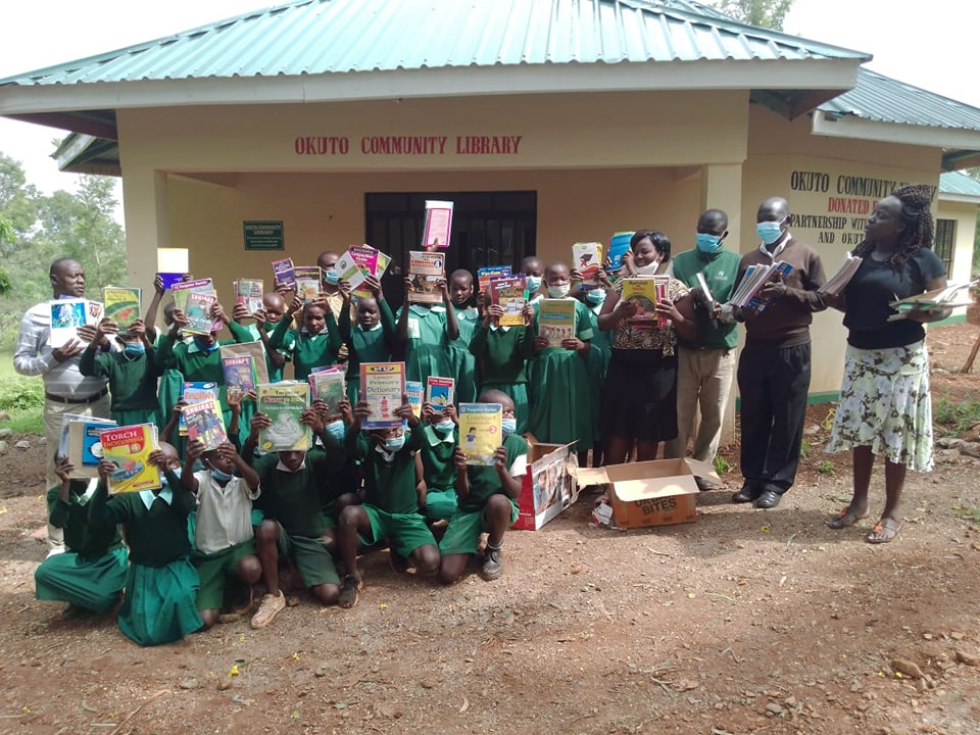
[576,458,719,529]
[514,437,579,531]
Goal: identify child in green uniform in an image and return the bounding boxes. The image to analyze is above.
[447,270,479,403]
[396,276,458,388]
[529,263,595,465]
[267,295,342,381]
[572,269,615,467]
[35,456,128,617]
[521,256,545,305]
[337,396,440,608]
[337,276,396,406]
[182,440,263,630]
[90,442,203,646]
[228,292,293,382]
[245,407,347,628]
[439,390,528,584]
[416,402,459,522]
[80,317,160,426]
[469,302,535,435]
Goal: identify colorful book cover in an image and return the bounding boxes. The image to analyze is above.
[537,299,577,348]
[100,424,162,494]
[157,247,189,290]
[359,362,406,430]
[221,354,256,402]
[171,278,214,312]
[157,273,187,290]
[478,266,511,293]
[256,382,312,452]
[335,247,380,297]
[272,258,295,289]
[620,278,659,324]
[408,251,446,304]
[179,382,218,435]
[86,300,104,326]
[293,266,322,303]
[183,291,217,336]
[67,419,118,479]
[458,403,502,466]
[362,245,391,278]
[572,242,603,288]
[405,381,423,418]
[607,232,633,273]
[235,278,264,316]
[423,200,453,249]
[102,286,142,331]
[59,414,114,466]
[182,398,229,451]
[425,376,455,410]
[48,299,89,348]
[489,275,528,327]
[308,369,346,414]
[220,342,270,385]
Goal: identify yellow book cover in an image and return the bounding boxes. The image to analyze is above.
[256,382,312,452]
[459,402,502,466]
[620,278,659,324]
[100,424,162,494]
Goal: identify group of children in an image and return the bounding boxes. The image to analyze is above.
[36,249,612,646]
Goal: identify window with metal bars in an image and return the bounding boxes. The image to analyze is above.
[934,218,955,274]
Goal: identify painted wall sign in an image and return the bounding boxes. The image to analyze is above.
[293,135,523,157]
[243,220,285,251]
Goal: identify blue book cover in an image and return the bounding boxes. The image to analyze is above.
[179,382,218,435]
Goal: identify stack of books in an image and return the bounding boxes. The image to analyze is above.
[818,254,863,296]
[887,282,976,321]
[730,262,793,310]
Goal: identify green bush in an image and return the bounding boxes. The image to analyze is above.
[0,378,44,411]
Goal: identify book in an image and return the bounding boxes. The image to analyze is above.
[422,200,453,249]
[694,271,715,307]
[157,247,189,290]
[887,282,977,321]
[183,291,217,336]
[478,266,511,293]
[66,418,118,479]
[308,369,346,414]
[363,245,391,278]
[235,278,264,316]
[572,243,603,288]
[407,250,446,304]
[405,381,424,418]
[102,286,142,331]
[426,376,455,410]
[607,232,633,273]
[48,299,90,348]
[100,424,162,494]
[293,266,322,303]
[256,382,312,452]
[818,254,863,297]
[336,246,380,298]
[272,258,295,289]
[59,413,114,459]
[220,342,270,385]
[537,299,577,348]
[621,278,659,325]
[359,362,406,430]
[179,382,218,435]
[489,275,528,327]
[171,278,214,312]
[458,403,502,466]
[221,354,257,402]
[731,262,794,311]
[182,398,228,451]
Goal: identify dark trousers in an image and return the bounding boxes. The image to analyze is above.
[737,341,811,495]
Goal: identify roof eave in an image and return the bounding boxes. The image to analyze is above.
[938,192,980,205]
[812,110,980,151]
[0,59,863,117]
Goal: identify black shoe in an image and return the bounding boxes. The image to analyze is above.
[754,490,782,509]
[731,485,760,504]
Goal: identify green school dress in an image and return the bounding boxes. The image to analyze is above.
[339,299,396,405]
[447,304,480,403]
[419,424,458,521]
[528,299,595,448]
[89,475,203,647]
[154,332,189,428]
[584,300,613,442]
[79,347,161,427]
[268,311,342,381]
[469,323,535,435]
[399,305,453,388]
[35,482,128,613]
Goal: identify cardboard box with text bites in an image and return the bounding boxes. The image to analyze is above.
[514,438,579,531]
[576,458,718,529]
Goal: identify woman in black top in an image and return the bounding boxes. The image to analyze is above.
[825,185,948,543]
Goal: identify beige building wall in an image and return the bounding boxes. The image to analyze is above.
[936,199,978,287]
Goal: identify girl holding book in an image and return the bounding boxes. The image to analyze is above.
[267,295,343,381]
[396,276,458,389]
[336,275,396,406]
[469,301,535,435]
[572,268,615,467]
[79,317,160,426]
[446,269,480,403]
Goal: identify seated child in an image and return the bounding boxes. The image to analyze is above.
[439,391,527,583]
[182,440,263,630]
[245,407,347,628]
[35,455,128,617]
[89,442,203,646]
[416,402,459,522]
[337,396,440,608]
[79,317,160,426]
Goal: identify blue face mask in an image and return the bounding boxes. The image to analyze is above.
[434,419,455,434]
[756,221,784,244]
[193,337,218,353]
[501,417,518,436]
[384,435,406,452]
[325,419,345,441]
[586,289,606,305]
[525,275,542,293]
[696,233,723,254]
[324,269,340,286]
[211,468,234,483]
[124,341,146,355]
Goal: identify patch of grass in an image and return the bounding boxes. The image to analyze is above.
[800,439,811,459]
[713,455,731,475]
[933,395,980,434]
[817,460,835,474]
[0,377,44,412]
[953,505,980,525]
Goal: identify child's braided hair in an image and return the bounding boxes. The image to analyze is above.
[852,184,934,268]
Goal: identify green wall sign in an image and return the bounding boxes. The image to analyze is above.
[243,220,284,250]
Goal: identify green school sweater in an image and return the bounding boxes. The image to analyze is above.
[338,299,396,380]
[459,433,528,512]
[47,483,121,559]
[251,432,346,537]
[469,324,535,385]
[419,424,457,491]
[79,347,161,413]
[268,310,342,380]
[669,248,741,350]
[89,473,195,567]
[347,427,424,515]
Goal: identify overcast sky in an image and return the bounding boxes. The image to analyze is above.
[1,0,979,212]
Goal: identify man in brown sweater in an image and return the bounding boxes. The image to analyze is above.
[731,197,826,508]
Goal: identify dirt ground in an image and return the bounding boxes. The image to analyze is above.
[1,324,979,735]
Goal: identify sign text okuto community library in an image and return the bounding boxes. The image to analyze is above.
[294,134,524,156]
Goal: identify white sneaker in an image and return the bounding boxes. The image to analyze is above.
[250,592,286,629]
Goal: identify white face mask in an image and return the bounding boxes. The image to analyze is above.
[634,260,660,276]
[547,284,571,298]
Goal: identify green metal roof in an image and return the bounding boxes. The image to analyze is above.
[0,0,869,87]
[939,171,980,198]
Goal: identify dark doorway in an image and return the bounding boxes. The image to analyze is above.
[365,191,537,305]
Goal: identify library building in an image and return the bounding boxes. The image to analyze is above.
[3,0,980,403]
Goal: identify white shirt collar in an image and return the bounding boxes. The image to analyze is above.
[138,486,173,511]
[427,425,456,445]
[373,444,398,463]
[759,231,791,260]
[489,324,511,333]
[276,458,307,473]
[358,322,383,332]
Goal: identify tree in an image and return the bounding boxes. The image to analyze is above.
[0,214,13,296]
[711,0,795,30]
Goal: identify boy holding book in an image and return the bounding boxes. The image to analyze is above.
[337,396,440,608]
[337,276,396,406]
[35,456,128,617]
[447,269,479,403]
[79,317,160,426]
[267,295,343,381]
[439,390,527,584]
[396,276,458,389]
[230,291,294,382]
[416,402,459,522]
[89,442,203,646]
[182,439,263,630]
[245,407,347,627]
